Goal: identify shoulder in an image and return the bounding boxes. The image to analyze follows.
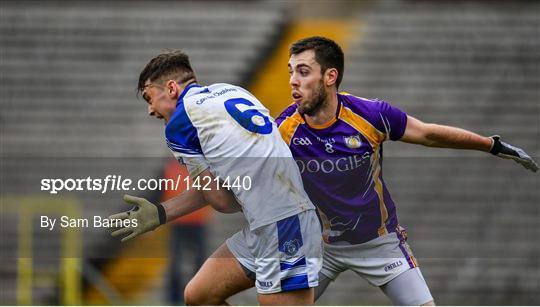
[340,92,405,122]
[275,103,300,127]
[276,103,304,145]
[165,102,203,156]
[339,92,388,115]
[184,83,244,101]
[209,82,238,90]
[339,92,408,141]
[166,102,194,142]
[210,83,248,95]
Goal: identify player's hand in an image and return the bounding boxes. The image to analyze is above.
[489,135,538,172]
[107,194,167,242]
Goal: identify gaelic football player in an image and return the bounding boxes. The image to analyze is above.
[107,50,323,305]
[276,36,538,305]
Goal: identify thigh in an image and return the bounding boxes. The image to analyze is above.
[380,267,434,306]
[253,211,322,295]
[186,242,254,302]
[320,242,347,282]
[314,272,333,301]
[258,288,314,305]
[340,232,418,287]
[313,246,347,301]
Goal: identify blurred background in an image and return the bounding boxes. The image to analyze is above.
[1,0,538,305]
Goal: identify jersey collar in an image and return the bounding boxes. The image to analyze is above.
[177,83,203,105]
[301,94,343,130]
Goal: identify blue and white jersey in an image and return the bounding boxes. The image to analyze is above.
[166,83,315,230]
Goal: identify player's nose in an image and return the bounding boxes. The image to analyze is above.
[147,105,156,117]
[289,73,299,87]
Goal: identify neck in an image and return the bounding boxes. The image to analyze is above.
[177,78,197,93]
[304,89,339,127]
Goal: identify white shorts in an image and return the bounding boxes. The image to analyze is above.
[226,210,323,294]
[321,231,419,286]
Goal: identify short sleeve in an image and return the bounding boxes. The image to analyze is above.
[372,99,408,141]
[182,156,210,178]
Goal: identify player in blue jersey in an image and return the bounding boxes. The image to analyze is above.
[275,36,538,306]
[107,50,323,305]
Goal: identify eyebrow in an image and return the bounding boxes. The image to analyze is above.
[289,63,311,70]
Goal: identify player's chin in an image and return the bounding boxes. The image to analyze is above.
[157,116,167,124]
[297,102,312,114]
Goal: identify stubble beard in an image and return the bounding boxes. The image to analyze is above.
[297,80,328,116]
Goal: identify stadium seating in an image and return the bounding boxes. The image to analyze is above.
[1,0,538,305]
[0,1,287,304]
[335,1,539,304]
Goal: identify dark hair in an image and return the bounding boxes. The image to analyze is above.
[289,36,344,88]
[137,50,196,96]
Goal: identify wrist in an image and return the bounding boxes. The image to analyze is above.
[489,135,501,155]
[155,203,167,225]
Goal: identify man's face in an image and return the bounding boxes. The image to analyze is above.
[288,49,328,116]
[141,80,177,124]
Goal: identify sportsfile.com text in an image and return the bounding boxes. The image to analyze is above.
[40,174,252,194]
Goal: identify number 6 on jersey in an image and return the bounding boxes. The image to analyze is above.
[224,98,273,134]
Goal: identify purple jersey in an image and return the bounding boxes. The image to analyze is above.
[276,93,408,245]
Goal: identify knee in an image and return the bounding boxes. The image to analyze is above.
[184,280,223,306]
[184,280,205,305]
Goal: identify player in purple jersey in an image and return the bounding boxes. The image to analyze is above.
[276,36,538,306]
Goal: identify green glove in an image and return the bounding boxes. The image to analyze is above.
[107,194,167,242]
[490,135,538,172]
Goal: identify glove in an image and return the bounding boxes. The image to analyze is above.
[489,135,538,172]
[107,194,167,242]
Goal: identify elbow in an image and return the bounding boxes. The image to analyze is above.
[213,205,237,214]
[211,201,240,214]
[422,135,437,147]
[204,191,240,214]
[420,124,439,147]
[210,198,231,213]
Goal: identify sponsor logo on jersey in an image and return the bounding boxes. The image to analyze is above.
[316,136,335,144]
[344,135,362,149]
[195,87,237,104]
[282,239,301,256]
[292,137,312,146]
[295,152,371,174]
[384,260,403,272]
[257,280,273,289]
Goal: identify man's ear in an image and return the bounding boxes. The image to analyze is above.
[325,68,338,87]
[166,80,178,98]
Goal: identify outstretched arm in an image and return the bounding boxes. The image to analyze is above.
[400,115,491,150]
[400,115,538,172]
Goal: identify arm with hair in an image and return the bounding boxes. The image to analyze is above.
[401,116,491,150]
[188,169,243,214]
[161,173,242,221]
[401,115,538,172]
[108,170,241,242]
